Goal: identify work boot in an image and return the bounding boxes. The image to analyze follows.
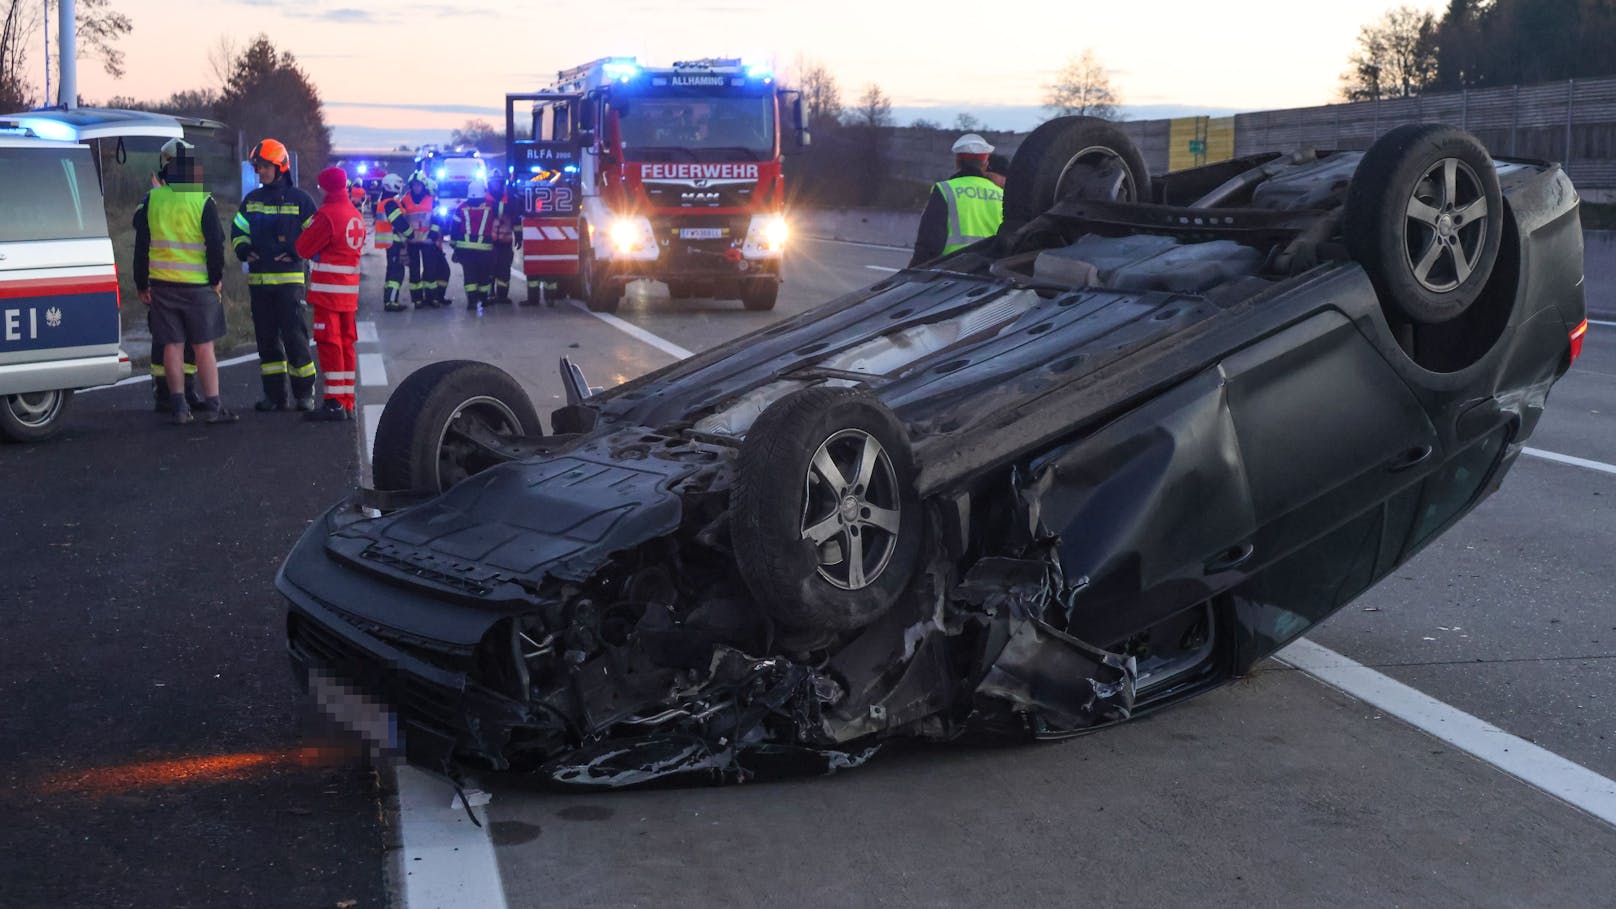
[171,408,195,426]
[255,399,289,413]
[200,405,240,425]
[294,396,319,412]
[304,399,351,422]
[384,302,407,312]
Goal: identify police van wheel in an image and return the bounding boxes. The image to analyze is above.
[0,389,73,443]
[1001,116,1152,233]
[372,361,541,493]
[739,279,778,311]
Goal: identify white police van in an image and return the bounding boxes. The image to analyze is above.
[0,108,214,441]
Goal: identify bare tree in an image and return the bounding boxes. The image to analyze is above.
[953,112,982,132]
[792,54,843,128]
[0,0,131,106]
[848,83,893,129]
[450,119,503,152]
[207,35,240,94]
[1341,5,1439,101]
[73,0,132,79]
[1043,49,1119,120]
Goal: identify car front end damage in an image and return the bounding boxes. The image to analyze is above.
[280,425,1136,787]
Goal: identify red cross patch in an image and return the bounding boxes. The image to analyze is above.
[344,216,366,251]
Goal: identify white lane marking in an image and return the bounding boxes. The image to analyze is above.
[362,403,385,466]
[1279,638,1616,827]
[567,300,695,359]
[1523,446,1616,476]
[508,261,694,360]
[804,236,912,252]
[357,321,379,344]
[865,265,900,273]
[82,351,263,392]
[1589,319,1616,328]
[394,766,508,909]
[358,352,389,387]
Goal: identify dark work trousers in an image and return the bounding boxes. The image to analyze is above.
[249,283,316,404]
[423,242,450,305]
[406,241,430,305]
[460,248,493,308]
[491,242,514,300]
[383,243,408,307]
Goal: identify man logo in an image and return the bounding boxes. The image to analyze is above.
[45,307,62,328]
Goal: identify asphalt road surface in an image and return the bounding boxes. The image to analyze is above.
[3,235,1614,908]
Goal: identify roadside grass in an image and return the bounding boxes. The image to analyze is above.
[111,198,260,368]
[1583,202,1616,230]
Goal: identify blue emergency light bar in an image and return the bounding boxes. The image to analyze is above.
[603,59,641,82]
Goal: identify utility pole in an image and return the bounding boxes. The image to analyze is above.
[43,0,50,105]
[58,0,76,108]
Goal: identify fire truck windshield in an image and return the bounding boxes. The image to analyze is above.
[617,89,775,162]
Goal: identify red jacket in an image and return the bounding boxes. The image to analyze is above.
[295,194,365,312]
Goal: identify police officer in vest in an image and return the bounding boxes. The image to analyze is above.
[232,138,320,411]
[908,133,1005,267]
[132,139,238,425]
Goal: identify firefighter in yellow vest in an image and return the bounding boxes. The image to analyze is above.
[132,139,238,425]
[375,173,409,311]
[908,133,1004,266]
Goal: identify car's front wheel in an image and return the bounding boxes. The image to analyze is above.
[580,245,622,314]
[731,387,922,633]
[738,278,778,311]
[1001,116,1153,233]
[0,389,73,443]
[371,361,541,493]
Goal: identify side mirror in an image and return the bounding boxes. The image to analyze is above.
[579,103,597,133]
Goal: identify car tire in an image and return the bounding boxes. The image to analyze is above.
[0,389,72,443]
[739,279,778,311]
[1343,123,1504,325]
[371,360,541,493]
[580,245,621,314]
[731,387,922,633]
[1002,116,1153,232]
[666,280,693,300]
[552,275,580,302]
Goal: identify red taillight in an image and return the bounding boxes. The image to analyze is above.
[113,262,122,309]
[1569,319,1588,364]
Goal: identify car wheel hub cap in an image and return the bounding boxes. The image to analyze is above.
[1404,157,1488,294]
[800,428,901,591]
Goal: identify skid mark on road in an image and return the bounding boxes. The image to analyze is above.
[1280,639,1616,827]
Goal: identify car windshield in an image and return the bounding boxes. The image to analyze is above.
[617,89,774,162]
[0,145,107,243]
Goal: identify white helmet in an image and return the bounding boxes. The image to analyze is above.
[951,133,994,155]
[381,172,404,193]
[467,178,487,199]
[159,137,195,167]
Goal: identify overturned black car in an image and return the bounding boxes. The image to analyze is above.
[279,119,1587,787]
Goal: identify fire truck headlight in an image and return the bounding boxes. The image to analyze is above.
[763,216,789,251]
[609,217,645,254]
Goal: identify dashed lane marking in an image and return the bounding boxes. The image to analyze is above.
[1589,319,1616,328]
[358,353,388,387]
[361,404,384,462]
[865,265,900,272]
[1523,447,1616,476]
[393,766,508,909]
[1279,638,1616,828]
[357,321,379,344]
[803,236,912,252]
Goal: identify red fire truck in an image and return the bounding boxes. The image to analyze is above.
[505,57,808,312]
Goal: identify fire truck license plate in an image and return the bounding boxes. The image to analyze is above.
[678,228,725,240]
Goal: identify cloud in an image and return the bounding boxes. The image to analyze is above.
[285,7,376,22]
[326,100,505,116]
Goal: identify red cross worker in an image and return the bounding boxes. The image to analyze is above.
[295,166,365,422]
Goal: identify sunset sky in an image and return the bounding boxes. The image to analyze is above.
[31,0,1442,148]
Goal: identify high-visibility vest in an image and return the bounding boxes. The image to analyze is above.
[146,185,211,284]
[454,202,496,251]
[936,175,1004,255]
[374,197,398,248]
[399,192,435,241]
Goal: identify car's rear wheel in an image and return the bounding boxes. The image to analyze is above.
[731,387,922,633]
[1343,124,1504,325]
[0,389,72,443]
[372,360,541,493]
[1002,116,1153,232]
